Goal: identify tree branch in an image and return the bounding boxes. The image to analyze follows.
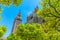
[48,0,60,15]
[49,13,60,18]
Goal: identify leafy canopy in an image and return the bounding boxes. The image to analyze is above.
[0,0,23,6]
[37,0,60,32]
[0,26,7,37]
[7,23,45,40]
[7,23,60,40]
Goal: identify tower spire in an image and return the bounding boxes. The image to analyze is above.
[12,11,22,33]
[17,12,21,17]
[18,10,21,17]
[15,11,22,21]
[34,6,39,12]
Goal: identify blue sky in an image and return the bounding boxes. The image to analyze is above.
[0,0,42,38]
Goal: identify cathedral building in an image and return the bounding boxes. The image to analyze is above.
[12,6,43,33]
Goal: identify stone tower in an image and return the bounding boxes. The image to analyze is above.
[12,12,22,33]
[27,6,40,23]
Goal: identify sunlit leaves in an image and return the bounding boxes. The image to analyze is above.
[0,0,23,6]
[15,23,44,40]
[7,31,21,40]
[36,0,60,39]
[0,26,7,37]
[0,7,2,12]
[6,34,22,40]
[37,0,60,17]
[13,0,22,6]
[6,23,60,40]
[37,0,60,32]
[2,0,8,6]
[0,7,3,20]
[0,0,2,4]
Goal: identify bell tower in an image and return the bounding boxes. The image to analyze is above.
[12,12,22,33]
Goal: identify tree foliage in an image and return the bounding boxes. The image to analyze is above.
[6,32,22,40]
[7,23,60,40]
[37,0,60,32]
[0,26,7,37]
[16,23,44,40]
[6,33,22,40]
[0,7,3,20]
[7,23,44,40]
[0,0,22,6]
